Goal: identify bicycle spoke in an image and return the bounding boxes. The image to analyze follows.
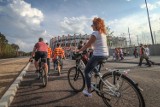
[100,73,145,107]
[68,67,85,92]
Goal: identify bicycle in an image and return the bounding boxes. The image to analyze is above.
[54,56,62,75]
[37,58,48,87]
[68,53,145,107]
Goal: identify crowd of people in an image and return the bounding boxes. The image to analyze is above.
[31,37,65,76]
[138,44,154,67]
[30,17,154,98]
[112,44,154,67]
[112,47,124,61]
[31,17,109,97]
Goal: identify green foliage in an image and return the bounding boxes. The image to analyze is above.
[0,32,20,58]
[106,26,114,46]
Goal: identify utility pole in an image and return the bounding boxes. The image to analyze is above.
[128,27,131,46]
[136,35,139,46]
[153,31,156,44]
[145,0,154,44]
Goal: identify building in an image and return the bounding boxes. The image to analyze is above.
[50,34,127,57]
[50,34,90,50]
[107,36,127,48]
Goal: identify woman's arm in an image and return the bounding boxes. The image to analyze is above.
[78,35,96,52]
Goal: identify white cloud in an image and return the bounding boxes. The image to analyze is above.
[60,16,92,35]
[0,0,48,52]
[108,13,160,45]
[140,1,160,11]
[16,39,35,51]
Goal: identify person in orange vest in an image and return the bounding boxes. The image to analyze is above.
[52,43,65,75]
[46,43,52,74]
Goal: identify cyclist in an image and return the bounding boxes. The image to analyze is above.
[46,43,52,74]
[76,17,109,97]
[32,37,48,76]
[52,43,65,75]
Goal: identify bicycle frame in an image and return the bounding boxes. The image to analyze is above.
[68,53,145,107]
[90,64,134,97]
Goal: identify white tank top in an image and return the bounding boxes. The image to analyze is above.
[92,31,109,56]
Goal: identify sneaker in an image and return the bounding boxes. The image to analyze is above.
[82,89,92,97]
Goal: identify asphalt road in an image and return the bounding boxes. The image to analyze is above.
[10,59,160,107]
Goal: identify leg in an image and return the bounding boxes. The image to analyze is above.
[47,58,50,73]
[57,61,61,75]
[145,58,151,67]
[34,52,40,72]
[44,63,48,74]
[139,56,143,66]
[60,58,63,69]
[53,59,57,71]
[34,61,39,70]
[41,52,48,74]
[84,56,107,93]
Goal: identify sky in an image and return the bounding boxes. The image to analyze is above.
[0,0,160,52]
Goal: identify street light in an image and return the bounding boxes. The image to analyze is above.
[145,0,154,44]
[128,27,132,46]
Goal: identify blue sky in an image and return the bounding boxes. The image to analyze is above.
[0,0,160,52]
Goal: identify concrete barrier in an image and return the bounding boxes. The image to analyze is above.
[0,62,31,107]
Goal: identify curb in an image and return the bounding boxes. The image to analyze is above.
[0,62,31,107]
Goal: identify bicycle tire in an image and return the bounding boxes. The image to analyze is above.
[41,68,48,87]
[68,67,85,92]
[99,72,145,107]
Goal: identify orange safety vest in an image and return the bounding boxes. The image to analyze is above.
[47,47,52,58]
[53,47,65,59]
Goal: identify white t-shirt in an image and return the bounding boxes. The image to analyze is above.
[145,47,150,56]
[91,31,109,56]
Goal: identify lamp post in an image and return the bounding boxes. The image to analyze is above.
[145,0,154,44]
[128,27,131,46]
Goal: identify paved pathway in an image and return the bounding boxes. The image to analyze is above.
[10,58,160,107]
[107,56,160,65]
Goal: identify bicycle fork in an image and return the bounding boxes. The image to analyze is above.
[97,71,122,97]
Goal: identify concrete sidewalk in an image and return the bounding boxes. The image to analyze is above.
[107,56,160,65]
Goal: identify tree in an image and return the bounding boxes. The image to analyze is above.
[11,44,20,56]
[106,27,114,47]
[0,32,20,58]
[0,32,8,57]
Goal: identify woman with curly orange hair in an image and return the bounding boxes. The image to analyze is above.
[77,17,109,97]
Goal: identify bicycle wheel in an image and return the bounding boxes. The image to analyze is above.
[68,67,85,92]
[99,72,145,107]
[41,68,48,87]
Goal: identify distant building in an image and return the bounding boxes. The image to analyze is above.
[50,34,90,51]
[50,34,127,51]
[107,36,127,48]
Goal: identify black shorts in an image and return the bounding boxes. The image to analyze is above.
[35,51,47,63]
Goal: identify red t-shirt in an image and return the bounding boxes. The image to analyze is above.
[34,42,48,52]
